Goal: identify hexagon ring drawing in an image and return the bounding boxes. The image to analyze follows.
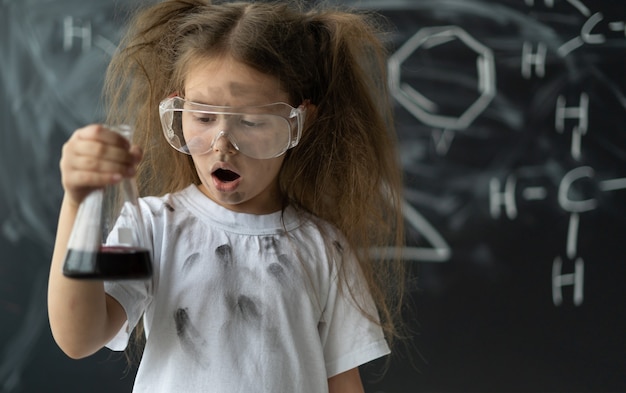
[388,26,496,130]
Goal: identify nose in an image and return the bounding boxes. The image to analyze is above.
[210,130,237,155]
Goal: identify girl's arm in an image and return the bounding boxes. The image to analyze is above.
[47,125,141,359]
[328,368,365,393]
[48,195,127,358]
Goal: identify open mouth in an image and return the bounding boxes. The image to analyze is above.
[213,168,241,183]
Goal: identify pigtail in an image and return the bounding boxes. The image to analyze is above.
[280,10,407,347]
[104,0,207,197]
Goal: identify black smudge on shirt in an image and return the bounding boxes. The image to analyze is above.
[215,244,233,269]
[262,236,279,252]
[267,262,285,280]
[174,308,209,367]
[182,252,201,271]
[225,293,262,325]
[236,295,260,321]
[174,308,189,336]
[333,240,344,254]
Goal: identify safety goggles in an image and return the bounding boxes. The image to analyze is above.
[159,96,306,159]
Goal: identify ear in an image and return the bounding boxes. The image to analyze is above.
[301,100,317,125]
[301,99,314,111]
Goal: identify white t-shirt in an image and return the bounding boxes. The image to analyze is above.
[105,185,390,393]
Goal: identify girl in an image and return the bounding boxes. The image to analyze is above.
[48,1,406,392]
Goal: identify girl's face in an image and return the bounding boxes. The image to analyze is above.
[183,56,289,214]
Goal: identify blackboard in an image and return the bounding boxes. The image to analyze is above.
[1,0,625,392]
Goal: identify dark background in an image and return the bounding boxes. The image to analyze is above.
[1,0,625,392]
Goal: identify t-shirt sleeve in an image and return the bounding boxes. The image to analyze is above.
[104,276,152,351]
[318,244,391,378]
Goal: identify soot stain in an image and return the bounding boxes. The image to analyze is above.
[182,252,201,271]
[215,244,233,269]
[226,293,261,323]
[267,262,285,280]
[174,308,208,367]
[333,240,344,254]
[174,308,189,336]
[277,254,291,267]
[237,295,260,320]
[262,236,279,252]
[267,254,294,284]
[170,223,185,240]
[155,201,175,217]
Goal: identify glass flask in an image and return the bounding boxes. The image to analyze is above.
[62,125,152,280]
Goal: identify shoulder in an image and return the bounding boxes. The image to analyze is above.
[288,209,345,246]
[287,210,353,273]
[137,185,195,216]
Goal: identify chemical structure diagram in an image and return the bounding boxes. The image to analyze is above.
[386,0,626,307]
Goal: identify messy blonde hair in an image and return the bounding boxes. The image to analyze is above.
[104,0,406,348]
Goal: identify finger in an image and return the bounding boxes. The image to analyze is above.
[65,153,135,177]
[60,140,127,180]
[74,124,131,150]
[63,168,124,189]
[128,145,143,164]
[70,139,136,167]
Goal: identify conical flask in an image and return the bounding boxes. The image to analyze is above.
[62,125,152,280]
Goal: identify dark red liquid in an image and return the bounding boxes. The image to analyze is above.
[63,246,152,280]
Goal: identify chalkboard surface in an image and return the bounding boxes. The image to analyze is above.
[1,0,625,392]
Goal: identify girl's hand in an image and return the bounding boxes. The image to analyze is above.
[60,124,142,206]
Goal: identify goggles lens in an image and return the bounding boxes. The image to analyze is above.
[159,97,305,159]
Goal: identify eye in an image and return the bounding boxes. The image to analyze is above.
[240,116,265,128]
[193,112,217,124]
[242,120,262,127]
